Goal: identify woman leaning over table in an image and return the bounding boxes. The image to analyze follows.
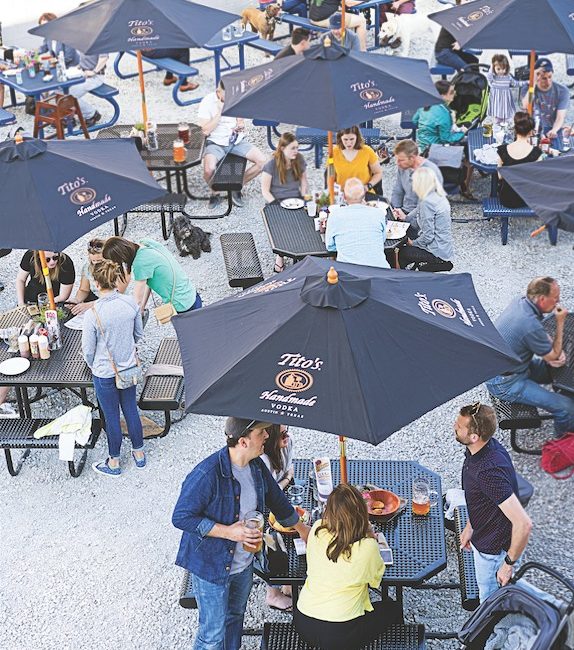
[261,132,309,273]
[102,236,201,313]
[333,126,383,197]
[68,238,105,315]
[294,484,402,650]
[397,166,454,271]
[82,260,144,477]
[261,424,295,611]
[16,250,75,306]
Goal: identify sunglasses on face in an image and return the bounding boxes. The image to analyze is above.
[88,246,103,254]
[45,254,60,263]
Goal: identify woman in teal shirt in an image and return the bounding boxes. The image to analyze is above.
[102,237,201,313]
[413,80,467,152]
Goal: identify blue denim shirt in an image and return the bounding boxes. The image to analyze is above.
[172,447,300,585]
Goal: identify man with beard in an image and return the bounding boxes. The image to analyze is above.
[455,402,532,603]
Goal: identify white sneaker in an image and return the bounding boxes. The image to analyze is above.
[0,403,18,418]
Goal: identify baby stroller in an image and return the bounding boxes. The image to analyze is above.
[458,562,574,650]
[450,63,490,127]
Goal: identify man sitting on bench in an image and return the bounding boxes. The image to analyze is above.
[197,79,266,209]
[486,277,574,437]
[275,28,311,59]
[144,48,199,92]
[309,0,368,51]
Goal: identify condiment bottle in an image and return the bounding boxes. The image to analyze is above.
[38,335,50,360]
[540,135,550,154]
[18,335,30,358]
[29,334,40,359]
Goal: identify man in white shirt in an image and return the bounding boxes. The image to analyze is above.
[197,80,266,208]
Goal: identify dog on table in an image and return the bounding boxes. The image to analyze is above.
[173,215,212,259]
[378,13,438,56]
[241,4,281,40]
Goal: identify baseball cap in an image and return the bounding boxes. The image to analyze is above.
[329,13,343,29]
[534,58,553,73]
[225,417,273,440]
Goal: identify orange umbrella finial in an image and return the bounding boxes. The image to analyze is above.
[327,266,339,285]
[323,34,332,47]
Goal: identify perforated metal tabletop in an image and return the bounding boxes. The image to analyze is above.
[544,312,574,395]
[262,205,329,261]
[261,459,446,588]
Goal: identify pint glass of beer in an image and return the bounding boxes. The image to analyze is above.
[411,479,438,516]
[243,511,264,553]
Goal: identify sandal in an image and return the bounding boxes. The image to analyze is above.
[273,263,285,274]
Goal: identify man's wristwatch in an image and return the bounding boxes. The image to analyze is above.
[366,182,374,191]
[504,554,516,566]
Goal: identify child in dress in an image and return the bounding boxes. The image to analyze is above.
[486,54,522,124]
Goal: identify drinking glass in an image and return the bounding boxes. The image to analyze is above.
[3,327,20,353]
[482,117,493,139]
[236,22,245,37]
[411,478,438,516]
[37,293,49,310]
[222,26,232,41]
[288,484,305,505]
[243,510,264,553]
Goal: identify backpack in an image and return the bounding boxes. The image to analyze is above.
[541,432,574,479]
[450,64,490,127]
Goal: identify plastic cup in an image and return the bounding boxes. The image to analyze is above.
[243,511,264,553]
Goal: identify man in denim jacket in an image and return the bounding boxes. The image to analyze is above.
[173,417,310,650]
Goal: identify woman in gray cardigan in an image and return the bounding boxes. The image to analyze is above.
[398,166,454,272]
[82,260,144,477]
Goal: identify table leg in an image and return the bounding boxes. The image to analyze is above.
[291,584,300,610]
[214,51,222,86]
[490,172,498,197]
[239,44,245,71]
[15,387,27,418]
[9,87,16,107]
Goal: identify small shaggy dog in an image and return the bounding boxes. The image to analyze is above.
[241,4,281,40]
[173,215,212,259]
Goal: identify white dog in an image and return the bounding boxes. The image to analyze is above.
[378,13,439,57]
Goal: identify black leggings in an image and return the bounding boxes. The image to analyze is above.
[398,245,452,272]
[294,600,403,650]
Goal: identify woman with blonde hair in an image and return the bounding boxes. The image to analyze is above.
[397,166,454,272]
[261,132,309,272]
[294,484,402,650]
[82,259,144,477]
[16,250,76,305]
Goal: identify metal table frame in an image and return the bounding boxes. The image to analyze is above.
[203,32,259,85]
[256,458,447,611]
[544,313,574,395]
[0,65,83,108]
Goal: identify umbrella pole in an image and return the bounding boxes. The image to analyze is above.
[339,435,348,483]
[527,49,536,116]
[38,250,56,310]
[327,131,335,203]
[136,50,149,128]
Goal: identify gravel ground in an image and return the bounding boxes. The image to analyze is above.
[1,1,574,648]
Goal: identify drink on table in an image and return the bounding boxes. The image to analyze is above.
[173,139,186,163]
[146,121,158,150]
[242,510,264,553]
[177,123,190,145]
[313,457,333,503]
[37,292,49,311]
[482,117,493,139]
[411,478,438,516]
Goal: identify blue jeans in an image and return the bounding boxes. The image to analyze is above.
[192,564,253,650]
[93,375,143,458]
[487,359,574,436]
[435,48,478,71]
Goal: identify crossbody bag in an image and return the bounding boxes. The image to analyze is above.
[92,306,142,390]
[143,243,178,324]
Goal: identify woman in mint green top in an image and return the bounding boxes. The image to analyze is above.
[102,237,201,313]
[413,80,467,151]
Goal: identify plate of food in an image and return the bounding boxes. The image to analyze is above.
[280,198,305,210]
[2,68,17,77]
[386,221,409,240]
[364,489,402,521]
[269,506,309,534]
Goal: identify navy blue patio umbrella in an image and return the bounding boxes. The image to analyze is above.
[173,257,520,476]
[29,0,237,125]
[222,40,442,132]
[499,155,574,232]
[428,0,574,111]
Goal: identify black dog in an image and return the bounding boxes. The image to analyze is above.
[173,215,212,259]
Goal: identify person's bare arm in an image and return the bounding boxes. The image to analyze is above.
[547,109,567,139]
[261,171,275,204]
[198,103,223,138]
[543,306,567,362]
[85,54,109,77]
[133,279,151,312]
[54,284,74,304]
[459,520,473,550]
[207,520,262,550]
[300,170,309,197]
[496,494,532,587]
[15,269,28,306]
[368,159,383,189]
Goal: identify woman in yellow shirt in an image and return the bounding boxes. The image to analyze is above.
[333,126,383,196]
[294,484,402,650]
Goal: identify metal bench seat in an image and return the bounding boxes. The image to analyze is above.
[0,107,16,126]
[262,622,426,650]
[247,37,283,56]
[70,82,120,136]
[194,154,247,220]
[0,417,101,477]
[113,52,201,106]
[114,192,187,240]
[138,338,185,437]
[490,394,553,455]
[453,505,480,612]
[482,197,558,246]
[179,570,197,609]
[220,232,264,290]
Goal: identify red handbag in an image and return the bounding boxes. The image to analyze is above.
[540,432,574,479]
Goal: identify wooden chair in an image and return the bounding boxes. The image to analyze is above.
[33,93,90,140]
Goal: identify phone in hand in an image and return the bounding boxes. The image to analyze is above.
[377,533,394,565]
